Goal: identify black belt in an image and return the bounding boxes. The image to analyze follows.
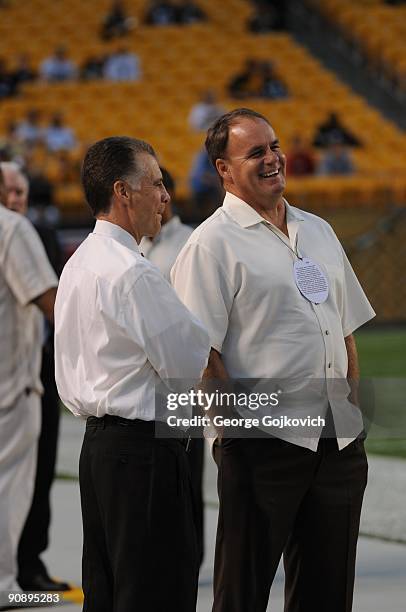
[86,415,191,451]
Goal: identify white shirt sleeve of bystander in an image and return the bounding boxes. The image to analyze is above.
[122,269,210,384]
[3,216,58,306]
[171,241,234,353]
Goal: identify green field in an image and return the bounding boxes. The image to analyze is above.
[355,327,406,458]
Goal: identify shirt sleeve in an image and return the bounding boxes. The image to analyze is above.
[122,269,210,383]
[3,216,58,306]
[339,245,375,336]
[171,241,234,353]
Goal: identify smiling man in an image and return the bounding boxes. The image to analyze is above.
[171,109,375,612]
[54,136,210,612]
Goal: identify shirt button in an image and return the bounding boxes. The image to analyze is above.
[328,363,332,368]
[325,330,329,335]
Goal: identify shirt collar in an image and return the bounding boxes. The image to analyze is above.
[222,191,305,228]
[93,220,140,254]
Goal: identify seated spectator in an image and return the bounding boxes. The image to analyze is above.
[0,57,15,98]
[313,112,360,148]
[40,47,77,82]
[260,60,288,99]
[176,0,207,24]
[44,114,76,152]
[188,91,225,131]
[144,0,177,25]
[16,109,44,147]
[228,59,288,99]
[0,122,26,162]
[189,147,223,216]
[317,138,355,175]
[103,47,141,81]
[286,135,315,176]
[81,55,107,80]
[249,0,287,32]
[101,0,134,40]
[10,54,37,91]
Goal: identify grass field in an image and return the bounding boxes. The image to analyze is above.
[355,327,406,458]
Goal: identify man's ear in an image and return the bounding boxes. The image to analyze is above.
[113,180,129,201]
[216,158,231,184]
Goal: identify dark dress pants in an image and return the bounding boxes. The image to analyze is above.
[212,436,368,612]
[79,417,199,612]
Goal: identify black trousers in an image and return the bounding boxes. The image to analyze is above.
[188,438,205,567]
[79,416,199,612]
[212,436,368,612]
[18,347,61,582]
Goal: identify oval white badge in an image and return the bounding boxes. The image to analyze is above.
[293,258,329,304]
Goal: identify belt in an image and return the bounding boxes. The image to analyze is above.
[86,415,191,451]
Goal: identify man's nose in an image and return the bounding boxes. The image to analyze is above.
[162,187,170,204]
[264,146,278,164]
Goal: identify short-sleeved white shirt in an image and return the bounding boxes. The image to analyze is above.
[171,192,376,450]
[0,205,58,408]
[140,216,193,280]
[54,220,210,420]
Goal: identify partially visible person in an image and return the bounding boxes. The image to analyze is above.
[189,147,223,216]
[54,136,210,611]
[44,114,76,152]
[40,47,77,82]
[10,53,37,91]
[0,166,58,597]
[0,162,67,593]
[189,91,225,132]
[16,109,44,148]
[103,47,141,81]
[248,0,288,32]
[101,0,134,40]
[81,55,106,80]
[0,56,15,98]
[313,112,360,148]
[317,138,355,175]
[140,167,193,280]
[140,167,205,566]
[228,58,288,99]
[176,0,207,24]
[144,0,177,25]
[286,135,315,176]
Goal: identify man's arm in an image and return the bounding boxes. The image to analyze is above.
[32,286,57,324]
[345,333,359,380]
[345,333,360,406]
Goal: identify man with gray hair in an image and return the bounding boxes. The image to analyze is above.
[54,136,210,611]
[0,166,58,602]
[0,160,68,593]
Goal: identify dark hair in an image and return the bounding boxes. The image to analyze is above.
[81,136,156,216]
[205,108,271,173]
[160,166,175,195]
[0,166,4,202]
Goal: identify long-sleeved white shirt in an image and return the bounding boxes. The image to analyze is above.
[54,220,210,420]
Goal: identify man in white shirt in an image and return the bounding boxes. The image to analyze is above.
[54,136,210,612]
[141,167,193,280]
[0,168,58,601]
[140,167,205,566]
[171,109,375,612]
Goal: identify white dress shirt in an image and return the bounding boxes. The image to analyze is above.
[54,220,210,420]
[140,216,193,280]
[0,205,58,408]
[171,192,376,450]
